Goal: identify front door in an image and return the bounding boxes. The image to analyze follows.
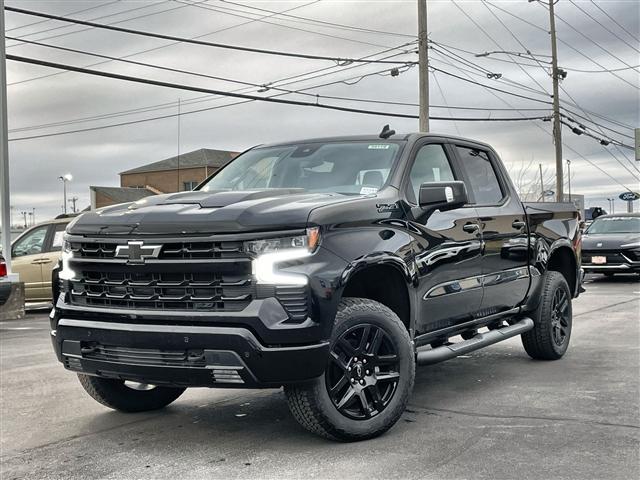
[452,143,530,315]
[403,141,484,335]
[11,225,50,301]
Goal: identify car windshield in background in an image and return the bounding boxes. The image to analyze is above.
[586,216,640,234]
[199,141,401,195]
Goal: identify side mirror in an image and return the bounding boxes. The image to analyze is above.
[419,181,468,212]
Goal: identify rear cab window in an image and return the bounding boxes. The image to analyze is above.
[455,146,504,205]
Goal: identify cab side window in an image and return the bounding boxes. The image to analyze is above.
[455,146,503,205]
[408,144,455,203]
[12,226,48,258]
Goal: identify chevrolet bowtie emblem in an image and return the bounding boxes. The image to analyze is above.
[115,241,161,264]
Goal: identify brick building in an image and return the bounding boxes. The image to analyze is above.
[90,148,238,209]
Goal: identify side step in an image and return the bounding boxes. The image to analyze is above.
[416,317,534,366]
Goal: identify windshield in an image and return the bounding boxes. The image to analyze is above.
[199,141,402,195]
[586,216,640,234]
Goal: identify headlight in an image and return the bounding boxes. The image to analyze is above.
[621,241,640,249]
[59,239,76,280]
[247,227,320,285]
[244,227,320,256]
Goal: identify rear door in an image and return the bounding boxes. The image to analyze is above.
[11,225,50,301]
[403,140,484,334]
[453,143,530,315]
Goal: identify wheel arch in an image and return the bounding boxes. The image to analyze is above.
[339,258,414,334]
[546,244,578,296]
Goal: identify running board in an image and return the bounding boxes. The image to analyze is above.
[416,317,534,366]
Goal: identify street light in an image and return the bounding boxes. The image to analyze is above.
[58,173,72,214]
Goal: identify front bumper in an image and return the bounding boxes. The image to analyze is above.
[582,250,640,274]
[52,316,330,388]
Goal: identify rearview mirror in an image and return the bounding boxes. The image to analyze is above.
[419,181,468,212]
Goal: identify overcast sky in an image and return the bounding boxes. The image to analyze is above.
[2,0,639,226]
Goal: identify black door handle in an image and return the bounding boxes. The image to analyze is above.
[512,220,526,229]
[463,223,480,233]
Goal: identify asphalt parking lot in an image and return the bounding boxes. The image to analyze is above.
[1,275,638,480]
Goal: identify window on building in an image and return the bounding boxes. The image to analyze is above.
[183,181,198,191]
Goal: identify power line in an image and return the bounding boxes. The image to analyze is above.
[451,0,550,96]
[219,0,415,39]
[7,0,323,87]
[485,0,638,90]
[5,1,183,48]
[560,110,633,141]
[431,70,460,135]
[174,0,410,51]
[431,44,551,98]
[6,0,120,33]
[568,0,639,54]
[429,63,552,105]
[5,54,551,142]
[540,2,638,71]
[480,0,555,88]
[5,5,417,65]
[428,45,637,191]
[8,43,416,132]
[589,0,639,44]
[434,38,635,134]
[479,0,636,162]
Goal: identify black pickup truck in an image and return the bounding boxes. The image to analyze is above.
[51,132,581,441]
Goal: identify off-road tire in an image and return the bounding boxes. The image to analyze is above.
[284,298,415,442]
[521,271,572,360]
[77,374,186,412]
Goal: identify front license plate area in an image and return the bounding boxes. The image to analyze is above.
[591,256,607,264]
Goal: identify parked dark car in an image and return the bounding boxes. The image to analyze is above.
[50,132,581,441]
[582,213,640,276]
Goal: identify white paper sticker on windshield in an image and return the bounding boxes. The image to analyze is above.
[360,186,379,195]
[367,144,390,150]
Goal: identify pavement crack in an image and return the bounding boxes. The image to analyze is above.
[408,404,640,430]
[574,298,639,318]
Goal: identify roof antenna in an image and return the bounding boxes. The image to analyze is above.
[379,124,395,139]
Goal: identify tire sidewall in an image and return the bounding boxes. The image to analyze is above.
[539,273,573,356]
[310,300,415,438]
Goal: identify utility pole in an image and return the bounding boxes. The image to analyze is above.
[58,174,72,214]
[177,98,181,191]
[0,0,12,273]
[566,159,571,201]
[539,163,545,202]
[20,211,27,229]
[68,196,78,213]
[31,207,35,225]
[417,0,429,132]
[548,0,564,202]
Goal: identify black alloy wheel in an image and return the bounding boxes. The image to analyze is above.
[550,287,570,347]
[325,324,400,420]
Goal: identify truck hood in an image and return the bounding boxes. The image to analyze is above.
[582,233,640,250]
[68,189,357,235]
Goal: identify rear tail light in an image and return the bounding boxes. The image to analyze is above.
[0,261,7,277]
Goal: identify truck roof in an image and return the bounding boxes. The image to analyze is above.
[260,132,493,150]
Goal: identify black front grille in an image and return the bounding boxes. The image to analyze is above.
[64,237,309,319]
[69,269,253,311]
[66,250,255,312]
[84,344,206,367]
